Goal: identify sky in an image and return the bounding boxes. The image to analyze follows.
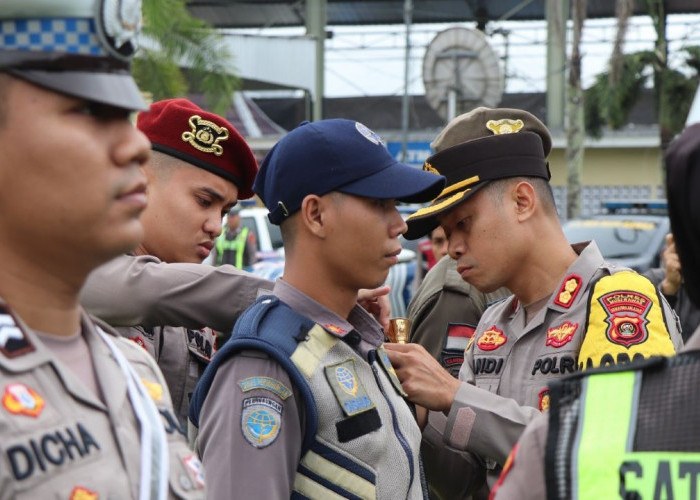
[234,13,700,99]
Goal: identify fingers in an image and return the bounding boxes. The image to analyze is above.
[358,285,391,301]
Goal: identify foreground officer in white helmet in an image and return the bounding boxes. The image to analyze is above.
[0,1,204,497]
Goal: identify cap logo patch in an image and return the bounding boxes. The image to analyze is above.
[476,326,507,351]
[2,383,45,418]
[546,321,578,348]
[97,0,143,60]
[355,122,382,145]
[486,118,524,135]
[598,290,651,348]
[182,115,230,156]
[423,161,441,175]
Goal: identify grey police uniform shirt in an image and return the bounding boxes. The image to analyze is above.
[492,322,700,500]
[423,241,683,484]
[81,254,273,333]
[408,254,510,376]
[0,302,205,499]
[82,254,273,423]
[193,279,424,499]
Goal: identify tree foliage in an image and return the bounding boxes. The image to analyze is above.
[134,0,239,114]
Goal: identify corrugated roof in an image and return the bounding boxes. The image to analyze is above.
[186,0,700,29]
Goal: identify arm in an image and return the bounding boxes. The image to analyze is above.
[81,254,273,332]
[196,350,303,499]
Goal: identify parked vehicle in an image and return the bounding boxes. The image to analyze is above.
[562,201,670,273]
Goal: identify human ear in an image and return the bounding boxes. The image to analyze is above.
[299,195,327,238]
[513,181,536,221]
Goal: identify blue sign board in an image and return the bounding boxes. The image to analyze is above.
[386,142,433,168]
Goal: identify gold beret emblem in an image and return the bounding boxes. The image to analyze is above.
[423,161,440,175]
[486,118,524,135]
[182,115,229,156]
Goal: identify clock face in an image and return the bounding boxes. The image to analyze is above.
[422,27,504,120]
[95,0,142,61]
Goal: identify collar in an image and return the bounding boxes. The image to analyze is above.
[272,279,384,347]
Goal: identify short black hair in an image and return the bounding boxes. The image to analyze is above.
[485,177,557,215]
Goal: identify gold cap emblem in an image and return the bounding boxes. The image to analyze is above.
[486,118,524,135]
[423,161,440,175]
[182,115,229,156]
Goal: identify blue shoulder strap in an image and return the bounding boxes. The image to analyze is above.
[188,295,320,454]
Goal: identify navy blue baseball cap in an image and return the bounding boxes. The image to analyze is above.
[254,119,446,225]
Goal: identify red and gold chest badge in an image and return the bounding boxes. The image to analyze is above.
[476,326,507,351]
[554,274,582,308]
[70,486,98,500]
[598,290,651,347]
[3,383,44,418]
[538,388,550,411]
[546,321,578,348]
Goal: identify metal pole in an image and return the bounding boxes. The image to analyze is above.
[306,0,326,121]
[400,0,413,162]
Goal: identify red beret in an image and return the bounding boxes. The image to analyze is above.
[137,98,258,199]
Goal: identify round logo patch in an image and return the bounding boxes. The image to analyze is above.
[355,122,382,145]
[241,397,282,448]
[96,0,143,61]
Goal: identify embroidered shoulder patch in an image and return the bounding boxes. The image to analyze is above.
[554,274,582,308]
[476,326,507,351]
[3,383,44,418]
[445,323,476,351]
[579,271,675,370]
[546,321,578,348]
[325,359,375,416]
[238,377,292,400]
[241,397,282,448]
[0,306,34,358]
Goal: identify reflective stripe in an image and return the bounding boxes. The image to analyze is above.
[293,474,349,500]
[573,371,638,500]
[300,450,376,499]
[290,324,338,378]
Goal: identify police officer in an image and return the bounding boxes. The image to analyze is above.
[491,122,700,500]
[384,107,683,494]
[212,205,257,269]
[0,1,204,498]
[188,119,445,498]
[83,97,259,425]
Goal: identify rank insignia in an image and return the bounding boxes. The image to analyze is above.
[241,397,282,448]
[423,161,440,175]
[323,323,347,335]
[0,309,34,358]
[182,454,205,488]
[486,118,524,135]
[554,274,582,308]
[69,486,99,500]
[476,326,507,351]
[3,383,44,418]
[140,378,163,402]
[181,115,229,156]
[325,360,375,416]
[238,377,292,400]
[599,290,651,348]
[546,321,578,348]
[538,389,550,412]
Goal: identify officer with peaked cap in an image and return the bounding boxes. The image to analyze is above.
[491,123,700,500]
[0,1,205,497]
[188,119,445,498]
[383,107,682,496]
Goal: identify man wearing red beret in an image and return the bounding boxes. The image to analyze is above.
[83,98,264,425]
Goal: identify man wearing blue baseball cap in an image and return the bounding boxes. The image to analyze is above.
[0,1,205,498]
[189,119,445,498]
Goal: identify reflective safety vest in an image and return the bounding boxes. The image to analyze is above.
[215,227,249,268]
[545,353,700,500]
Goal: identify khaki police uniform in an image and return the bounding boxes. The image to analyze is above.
[193,280,425,499]
[82,254,273,423]
[423,241,682,485]
[408,254,510,377]
[0,300,205,499]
